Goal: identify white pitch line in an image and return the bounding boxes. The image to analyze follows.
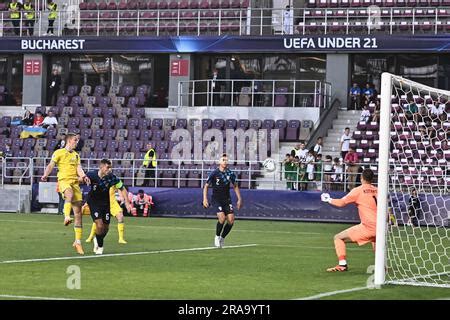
[296,286,370,300]
[0,294,74,300]
[0,218,323,235]
[0,244,258,264]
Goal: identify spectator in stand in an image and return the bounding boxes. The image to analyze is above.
[305,150,316,181]
[430,101,445,119]
[33,111,44,127]
[21,109,34,126]
[344,147,359,191]
[291,142,308,163]
[372,99,381,123]
[340,127,351,160]
[331,157,343,190]
[323,155,333,191]
[283,153,296,190]
[283,5,294,35]
[42,110,58,129]
[315,153,323,190]
[360,104,371,123]
[297,159,307,191]
[349,83,361,110]
[404,97,419,124]
[313,137,323,155]
[47,69,61,106]
[362,83,374,105]
[0,143,13,158]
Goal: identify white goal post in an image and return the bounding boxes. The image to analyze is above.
[375,72,450,288]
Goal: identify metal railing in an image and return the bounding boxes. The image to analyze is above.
[178,79,332,108]
[1,7,450,37]
[1,157,448,194]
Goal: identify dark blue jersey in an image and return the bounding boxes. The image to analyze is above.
[206,167,237,202]
[86,170,124,208]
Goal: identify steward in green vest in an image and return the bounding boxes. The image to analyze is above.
[143,142,157,187]
[46,1,57,35]
[9,0,22,36]
[23,1,35,36]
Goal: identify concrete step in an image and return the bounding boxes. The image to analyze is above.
[333,119,360,126]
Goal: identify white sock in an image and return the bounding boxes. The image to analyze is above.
[339,259,347,266]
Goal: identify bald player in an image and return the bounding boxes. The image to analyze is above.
[321,168,378,272]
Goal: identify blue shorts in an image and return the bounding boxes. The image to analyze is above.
[212,199,234,215]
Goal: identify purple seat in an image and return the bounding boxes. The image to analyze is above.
[275,120,288,141]
[120,85,134,97]
[93,129,105,139]
[250,119,261,130]
[132,108,146,118]
[94,139,108,152]
[45,128,56,139]
[107,140,119,151]
[104,129,116,140]
[118,140,132,152]
[262,119,275,129]
[67,118,80,129]
[202,119,212,130]
[153,130,165,141]
[151,118,163,130]
[131,140,144,152]
[238,119,249,130]
[141,130,152,140]
[126,118,139,129]
[67,85,79,97]
[73,106,87,118]
[225,119,237,129]
[94,85,106,97]
[213,119,225,129]
[176,119,187,129]
[285,120,300,141]
[115,117,127,129]
[80,128,92,140]
[70,96,83,107]
[139,118,152,130]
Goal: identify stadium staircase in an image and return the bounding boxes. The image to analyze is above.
[322,110,361,160]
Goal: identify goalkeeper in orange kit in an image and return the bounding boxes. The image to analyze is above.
[321,168,378,272]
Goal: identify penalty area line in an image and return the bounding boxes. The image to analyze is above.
[296,286,370,300]
[0,244,259,264]
[0,294,74,300]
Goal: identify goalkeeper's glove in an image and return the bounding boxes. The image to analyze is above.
[321,193,332,203]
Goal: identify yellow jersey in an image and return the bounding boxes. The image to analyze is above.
[51,148,81,181]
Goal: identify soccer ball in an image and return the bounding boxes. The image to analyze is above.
[262,158,276,173]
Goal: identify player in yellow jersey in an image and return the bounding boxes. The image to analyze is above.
[83,185,128,244]
[41,133,90,255]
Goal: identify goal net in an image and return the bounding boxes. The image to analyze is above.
[375,73,449,288]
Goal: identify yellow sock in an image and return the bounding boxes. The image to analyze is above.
[74,226,82,243]
[118,223,125,241]
[88,223,96,240]
[63,202,72,217]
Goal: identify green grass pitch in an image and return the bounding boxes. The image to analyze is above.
[0,213,448,300]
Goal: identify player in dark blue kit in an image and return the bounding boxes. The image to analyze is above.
[84,159,132,254]
[203,154,243,248]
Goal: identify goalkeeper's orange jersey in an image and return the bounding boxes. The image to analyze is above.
[50,148,80,181]
[330,184,378,230]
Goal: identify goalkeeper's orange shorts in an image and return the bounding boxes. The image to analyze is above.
[347,224,376,246]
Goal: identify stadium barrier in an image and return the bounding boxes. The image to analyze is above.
[1,157,448,192]
[1,7,450,37]
[177,79,331,108]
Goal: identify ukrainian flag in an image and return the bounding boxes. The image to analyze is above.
[20,126,47,139]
